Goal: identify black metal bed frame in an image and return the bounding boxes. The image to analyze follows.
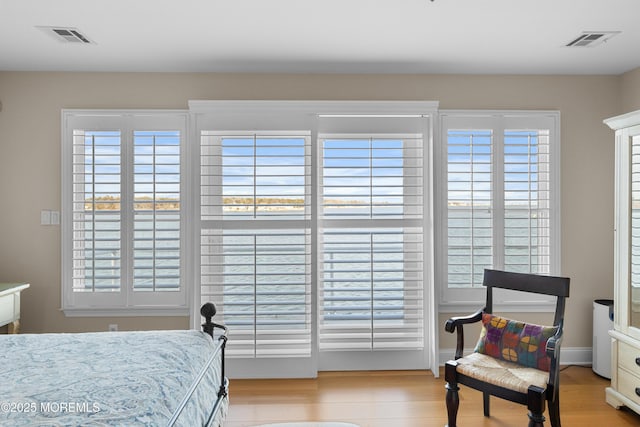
[167,302,229,427]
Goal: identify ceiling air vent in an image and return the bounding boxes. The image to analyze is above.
[566,31,620,47]
[37,26,94,44]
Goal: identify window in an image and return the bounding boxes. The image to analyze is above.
[62,111,188,315]
[199,131,312,360]
[316,116,427,370]
[191,100,438,378]
[60,104,555,375]
[437,111,560,310]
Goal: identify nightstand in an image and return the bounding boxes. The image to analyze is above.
[0,283,30,333]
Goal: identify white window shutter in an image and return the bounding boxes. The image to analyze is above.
[62,111,188,314]
[191,100,438,376]
[318,121,425,353]
[631,138,640,286]
[504,129,551,274]
[438,111,560,310]
[446,129,493,288]
[72,130,122,293]
[200,132,312,358]
[133,131,182,292]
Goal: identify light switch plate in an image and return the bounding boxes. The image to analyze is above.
[50,210,60,225]
[41,210,51,225]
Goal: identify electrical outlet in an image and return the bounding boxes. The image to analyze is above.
[108,324,118,332]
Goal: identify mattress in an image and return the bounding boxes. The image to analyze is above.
[0,330,228,426]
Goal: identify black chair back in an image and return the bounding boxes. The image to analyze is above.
[483,269,570,325]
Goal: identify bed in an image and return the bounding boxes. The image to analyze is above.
[0,303,228,426]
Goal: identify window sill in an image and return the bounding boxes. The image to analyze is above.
[62,307,189,317]
[438,300,555,314]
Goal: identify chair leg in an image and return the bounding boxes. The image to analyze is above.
[445,382,459,427]
[527,386,546,427]
[528,413,545,427]
[444,362,460,427]
[549,396,561,427]
[483,391,490,416]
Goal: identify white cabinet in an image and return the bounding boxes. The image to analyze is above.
[605,110,640,414]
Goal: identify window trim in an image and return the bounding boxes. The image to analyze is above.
[435,110,561,313]
[61,110,191,317]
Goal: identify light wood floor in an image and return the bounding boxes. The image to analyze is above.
[224,365,640,427]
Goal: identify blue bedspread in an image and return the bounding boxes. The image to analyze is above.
[0,330,226,426]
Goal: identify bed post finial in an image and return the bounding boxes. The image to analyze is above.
[201,302,217,337]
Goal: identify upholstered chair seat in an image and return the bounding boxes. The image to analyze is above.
[455,352,549,394]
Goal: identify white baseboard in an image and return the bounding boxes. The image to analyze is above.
[438,346,593,366]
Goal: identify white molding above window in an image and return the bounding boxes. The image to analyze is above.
[188,100,440,116]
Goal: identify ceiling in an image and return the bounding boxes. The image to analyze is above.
[1,0,639,75]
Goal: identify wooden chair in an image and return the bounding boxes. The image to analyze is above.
[444,269,570,427]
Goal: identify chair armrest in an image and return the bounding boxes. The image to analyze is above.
[545,320,564,400]
[545,320,563,361]
[444,308,484,359]
[445,309,484,333]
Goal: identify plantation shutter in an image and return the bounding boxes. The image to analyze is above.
[62,112,188,313]
[192,100,438,376]
[631,136,640,288]
[71,128,123,295]
[503,129,551,274]
[446,128,493,288]
[200,131,312,359]
[132,130,182,293]
[439,112,559,308]
[317,116,426,355]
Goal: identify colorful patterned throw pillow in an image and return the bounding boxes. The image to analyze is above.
[473,313,558,371]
